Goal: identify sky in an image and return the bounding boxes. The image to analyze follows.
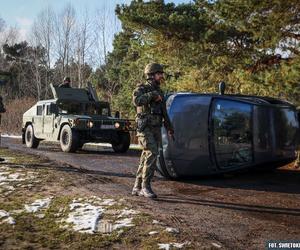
[0,0,190,41]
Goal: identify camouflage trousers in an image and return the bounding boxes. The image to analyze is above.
[134,127,161,188]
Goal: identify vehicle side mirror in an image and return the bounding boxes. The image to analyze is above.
[219,81,226,95]
[115,111,120,118]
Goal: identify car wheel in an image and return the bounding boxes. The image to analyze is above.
[112,131,130,153]
[25,124,40,148]
[60,125,79,152]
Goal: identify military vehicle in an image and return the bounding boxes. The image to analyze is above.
[158,84,300,179]
[22,83,134,153]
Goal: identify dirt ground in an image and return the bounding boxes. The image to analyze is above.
[0,137,300,249]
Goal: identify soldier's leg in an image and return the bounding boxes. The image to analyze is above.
[148,128,161,181]
[132,140,146,195]
[142,149,158,186]
[139,130,159,198]
[136,150,146,179]
[132,150,145,193]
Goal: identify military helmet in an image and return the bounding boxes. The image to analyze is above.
[63,77,71,83]
[144,63,164,75]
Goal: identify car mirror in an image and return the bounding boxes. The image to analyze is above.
[115,111,120,118]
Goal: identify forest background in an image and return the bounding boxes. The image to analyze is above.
[0,0,299,133]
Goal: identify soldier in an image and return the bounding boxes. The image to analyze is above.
[59,77,71,88]
[132,63,174,198]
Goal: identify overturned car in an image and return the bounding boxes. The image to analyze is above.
[22,84,134,153]
[158,90,299,179]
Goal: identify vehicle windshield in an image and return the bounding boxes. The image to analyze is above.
[57,101,110,116]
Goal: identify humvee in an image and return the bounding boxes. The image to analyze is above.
[22,83,134,153]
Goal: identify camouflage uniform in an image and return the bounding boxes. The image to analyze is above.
[132,77,173,198]
[59,77,71,88]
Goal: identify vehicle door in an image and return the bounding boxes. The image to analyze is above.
[43,103,55,138]
[211,98,253,169]
[33,104,44,138]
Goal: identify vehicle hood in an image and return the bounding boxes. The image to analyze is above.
[61,115,128,122]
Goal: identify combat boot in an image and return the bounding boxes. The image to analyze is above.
[131,178,142,196]
[139,183,157,198]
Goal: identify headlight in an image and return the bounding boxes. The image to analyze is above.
[114,122,120,129]
[87,120,94,128]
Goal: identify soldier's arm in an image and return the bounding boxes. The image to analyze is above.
[162,102,173,131]
[132,87,160,106]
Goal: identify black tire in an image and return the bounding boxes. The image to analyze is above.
[25,124,40,148]
[112,131,130,153]
[59,125,79,152]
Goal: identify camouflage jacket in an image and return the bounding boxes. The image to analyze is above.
[132,81,173,130]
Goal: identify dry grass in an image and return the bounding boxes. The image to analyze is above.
[1,97,36,134]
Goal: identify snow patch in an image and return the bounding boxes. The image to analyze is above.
[165,227,180,234]
[25,197,52,213]
[117,208,140,218]
[149,231,159,235]
[0,167,37,196]
[1,134,22,139]
[0,210,15,225]
[212,242,222,248]
[63,202,104,234]
[0,157,15,163]
[153,219,165,225]
[0,168,36,183]
[158,242,191,249]
[60,197,139,234]
[113,217,134,230]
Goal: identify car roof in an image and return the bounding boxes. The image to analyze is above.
[171,92,294,107]
[36,99,57,105]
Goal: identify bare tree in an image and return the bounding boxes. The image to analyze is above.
[31,6,55,98]
[94,4,120,67]
[54,3,76,81]
[74,9,94,88]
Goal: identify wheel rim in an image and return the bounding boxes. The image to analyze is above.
[61,130,70,146]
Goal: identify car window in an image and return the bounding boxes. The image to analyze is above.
[46,105,51,115]
[212,99,253,168]
[102,107,109,116]
[274,108,299,150]
[37,105,43,116]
